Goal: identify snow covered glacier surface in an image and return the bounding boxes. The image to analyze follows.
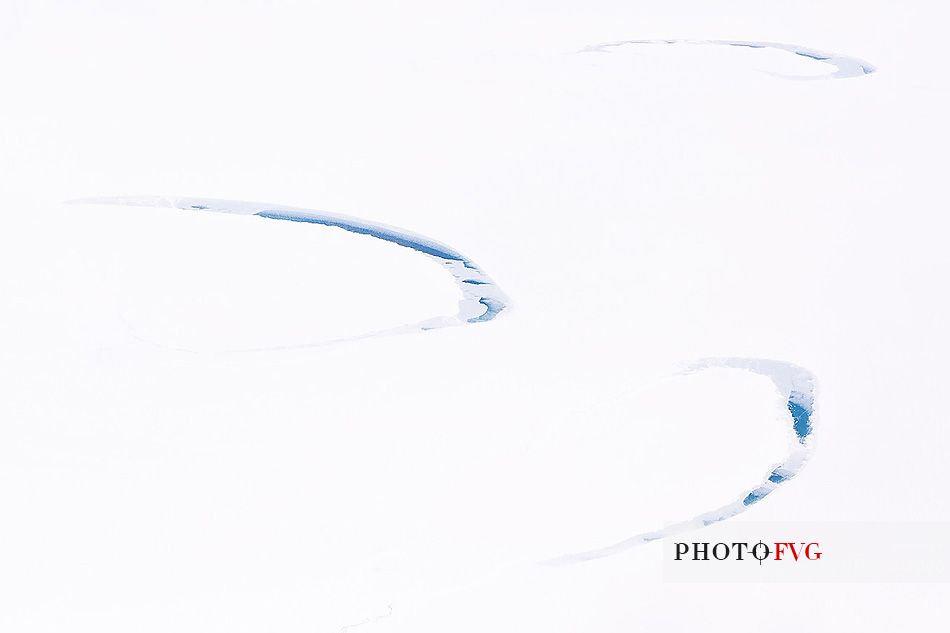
[69,33,875,570]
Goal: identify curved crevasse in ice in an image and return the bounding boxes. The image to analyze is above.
[545,358,816,565]
[581,39,876,79]
[71,196,508,344]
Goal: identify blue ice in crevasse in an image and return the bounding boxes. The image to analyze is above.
[255,210,466,262]
[787,390,814,442]
[469,297,505,323]
[743,488,772,506]
[795,50,831,61]
[788,400,812,441]
[768,470,791,484]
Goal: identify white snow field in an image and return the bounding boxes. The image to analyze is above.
[2,1,949,631]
